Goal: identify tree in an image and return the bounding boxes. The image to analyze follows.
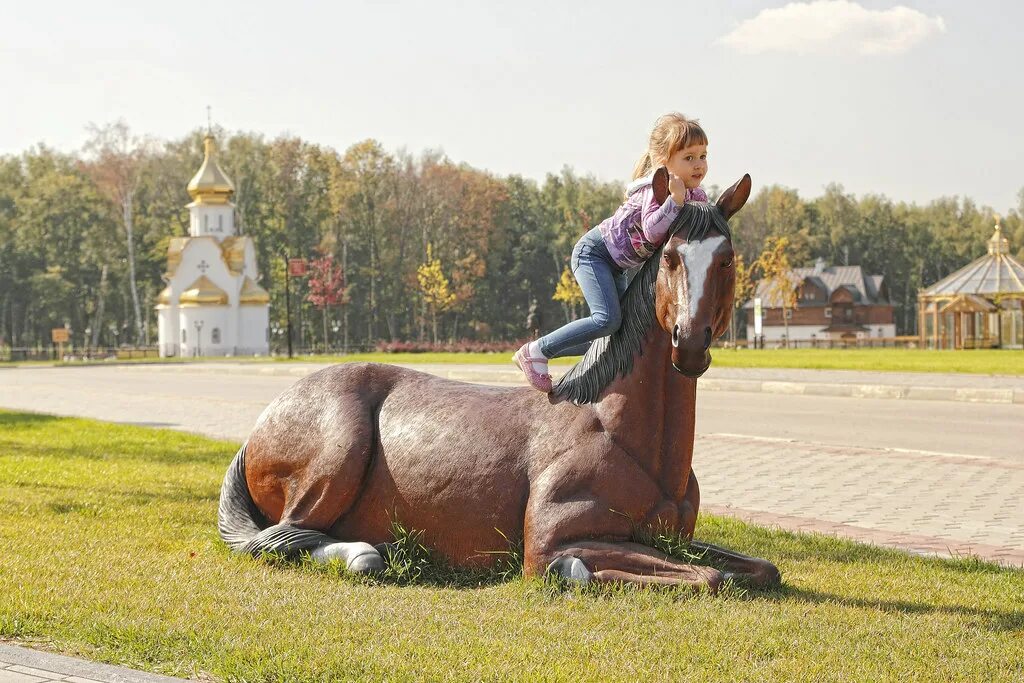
[754,236,798,346]
[82,121,151,345]
[552,266,584,322]
[306,249,349,350]
[730,253,755,346]
[417,243,456,344]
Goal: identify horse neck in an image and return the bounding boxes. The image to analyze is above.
[594,323,697,502]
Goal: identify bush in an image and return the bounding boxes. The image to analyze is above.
[374,340,524,354]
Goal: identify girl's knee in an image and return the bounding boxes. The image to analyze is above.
[591,309,622,335]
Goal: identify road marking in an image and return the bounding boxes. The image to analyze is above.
[702,432,995,463]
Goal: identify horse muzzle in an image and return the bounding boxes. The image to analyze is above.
[671,325,712,378]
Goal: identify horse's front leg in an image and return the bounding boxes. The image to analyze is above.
[688,540,781,587]
[544,540,724,592]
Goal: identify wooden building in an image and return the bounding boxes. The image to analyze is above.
[918,222,1024,349]
[744,259,895,343]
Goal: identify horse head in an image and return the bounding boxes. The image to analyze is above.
[654,173,751,377]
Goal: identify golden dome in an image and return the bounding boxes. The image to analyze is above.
[239,276,270,305]
[156,285,172,307]
[187,135,234,205]
[179,275,229,306]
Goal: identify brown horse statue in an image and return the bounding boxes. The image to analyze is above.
[219,172,780,591]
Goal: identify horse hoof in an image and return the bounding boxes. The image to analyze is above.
[347,551,386,575]
[546,555,594,584]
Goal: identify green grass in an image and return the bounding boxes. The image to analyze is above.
[1,411,1021,681]
[9,347,1024,375]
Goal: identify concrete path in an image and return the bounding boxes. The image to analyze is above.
[0,643,185,682]
[1,362,1021,568]
[98,360,1024,404]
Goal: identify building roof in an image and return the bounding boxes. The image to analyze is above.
[744,259,889,309]
[920,224,1024,298]
[179,275,229,306]
[186,135,234,206]
[239,276,270,305]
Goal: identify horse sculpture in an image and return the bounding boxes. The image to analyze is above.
[219,172,780,591]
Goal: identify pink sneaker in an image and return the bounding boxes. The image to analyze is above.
[513,343,553,393]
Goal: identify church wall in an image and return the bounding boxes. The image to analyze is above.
[157,307,180,357]
[179,306,229,357]
[239,305,270,355]
[189,204,235,238]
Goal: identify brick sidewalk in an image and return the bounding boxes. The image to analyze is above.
[695,433,1024,567]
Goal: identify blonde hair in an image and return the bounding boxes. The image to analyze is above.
[632,113,708,180]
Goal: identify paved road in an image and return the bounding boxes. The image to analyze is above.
[1,363,1021,565]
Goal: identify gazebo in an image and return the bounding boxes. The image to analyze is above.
[918,221,1024,349]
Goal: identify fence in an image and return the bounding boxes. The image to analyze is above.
[717,336,921,350]
[0,346,161,362]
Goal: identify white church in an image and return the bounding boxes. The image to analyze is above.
[156,134,270,357]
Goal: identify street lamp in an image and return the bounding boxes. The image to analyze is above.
[194,320,204,357]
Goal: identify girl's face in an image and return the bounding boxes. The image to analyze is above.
[666,143,708,189]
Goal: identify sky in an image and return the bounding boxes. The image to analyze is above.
[1,0,1021,212]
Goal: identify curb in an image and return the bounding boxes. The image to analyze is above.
[110,362,1024,405]
[0,643,186,682]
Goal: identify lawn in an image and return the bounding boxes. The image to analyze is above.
[0,411,1021,682]
[10,347,1024,375]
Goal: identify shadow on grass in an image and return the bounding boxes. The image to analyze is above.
[0,412,61,427]
[774,584,1024,632]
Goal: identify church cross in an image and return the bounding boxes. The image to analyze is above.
[206,105,212,134]
[197,260,210,274]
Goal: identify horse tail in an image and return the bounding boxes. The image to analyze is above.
[217,442,334,556]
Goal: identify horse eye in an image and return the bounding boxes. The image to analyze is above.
[722,259,734,268]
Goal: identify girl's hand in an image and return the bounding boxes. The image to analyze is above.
[668,173,688,205]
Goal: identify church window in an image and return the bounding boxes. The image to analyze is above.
[218,215,223,231]
[181,329,186,344]
[211,328,221,344]
[203,215,209,230]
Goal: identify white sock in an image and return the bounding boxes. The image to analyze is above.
[528,340,549,374]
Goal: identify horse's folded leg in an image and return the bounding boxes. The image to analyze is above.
[545,554,595,584]
[310,540,385,575]
[688,540,781,587]
[539,541,723,592]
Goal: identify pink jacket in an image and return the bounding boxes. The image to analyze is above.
[598,176,708,269]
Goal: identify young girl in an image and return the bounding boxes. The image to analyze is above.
[514,113,710,392]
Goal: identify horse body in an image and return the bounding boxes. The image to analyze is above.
[222,173,781,590]
[243,332,698,574]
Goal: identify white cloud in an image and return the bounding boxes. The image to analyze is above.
[718,1,946,56]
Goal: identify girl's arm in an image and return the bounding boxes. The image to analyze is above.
[638,187,683,246]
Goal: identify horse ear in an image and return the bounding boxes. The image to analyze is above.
[652,166,670,206]
[716,173,752,220]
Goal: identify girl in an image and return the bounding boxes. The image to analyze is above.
[514,113,710,392]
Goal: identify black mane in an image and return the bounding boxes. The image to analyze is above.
[551,202,732,405]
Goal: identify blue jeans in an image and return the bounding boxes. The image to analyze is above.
[539,227,629,358]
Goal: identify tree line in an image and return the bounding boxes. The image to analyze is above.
[1,123,1021,351]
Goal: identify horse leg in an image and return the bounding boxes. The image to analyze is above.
[242,398,386,575]
[687,541,781,587]
[682,471,781,587]
[545,540,724,592]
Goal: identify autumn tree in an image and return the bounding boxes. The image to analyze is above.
[82,121,152,345]
[552,266,584,322]
[306,249,349,350]
[754,236,798,346]
[730,253,755,346]
[417,244,456,344]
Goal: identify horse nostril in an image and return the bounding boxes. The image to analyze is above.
[672,325,680,348]
[703,327,712,351]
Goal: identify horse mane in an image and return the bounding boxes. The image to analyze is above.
[551,202,732,405]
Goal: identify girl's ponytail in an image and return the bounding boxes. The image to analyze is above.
[632,152,653,181]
